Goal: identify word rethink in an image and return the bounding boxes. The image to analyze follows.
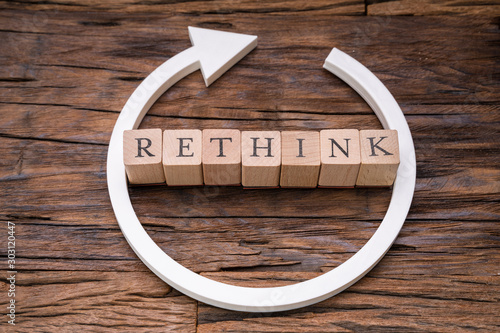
[123,129,400,188]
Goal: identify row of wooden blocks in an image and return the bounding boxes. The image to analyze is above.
[123,129,400,188]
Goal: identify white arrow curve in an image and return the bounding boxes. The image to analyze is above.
[114,26,258,131]
[107,28,416,313]
[107,27,260,308]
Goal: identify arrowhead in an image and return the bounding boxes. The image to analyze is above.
[188,26,257,86]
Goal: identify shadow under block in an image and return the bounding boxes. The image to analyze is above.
[356,129,400,186]
[241,131,281,187]
[280,131,320,188]
[123,128,165,184]
[202,129,241,185]
[163,129,203,186]
[319,129,361,187]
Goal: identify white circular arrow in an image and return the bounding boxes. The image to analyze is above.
[107,27,416,312]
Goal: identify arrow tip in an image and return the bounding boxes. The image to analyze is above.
[188,26,257,86]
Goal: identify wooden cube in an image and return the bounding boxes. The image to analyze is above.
[280,131,320,188]
[123,128,165,184]
[163,129,203,186]
[356,129,400,187]
[241,131,281,187]
[319,129,360,187]
[202,129,241,185]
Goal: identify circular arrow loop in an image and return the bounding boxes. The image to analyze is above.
[107,36,416,312]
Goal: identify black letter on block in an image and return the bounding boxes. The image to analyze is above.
[368,137,393,156]
[296,138,305,157]
[329,138,350,158]
[135,138,154,157]
[177,138,194,157]
[250,137,274,157]
[210,137,232,157]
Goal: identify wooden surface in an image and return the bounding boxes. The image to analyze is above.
[0,0,499,331]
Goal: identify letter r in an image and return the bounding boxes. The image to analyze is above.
[135,138,155,157]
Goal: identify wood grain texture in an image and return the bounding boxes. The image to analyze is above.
[356,129,399,186]
[280,131,321,187]
[319,129,361,187]
[241,131,281,187]
[163,129,203,186]
[124,129,165,184]
[0,1,499,331]
[197,273,499,332]
[367,0,500,16]
[202,129,241,185]
[6,271,197,332]
[0,0,366,15]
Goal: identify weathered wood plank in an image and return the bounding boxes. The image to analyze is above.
[2,220,498,277]
[368,0,500,16]
[0,13,497,111]
[1,105,498,146]
[0,2,498,331]
[0,271,197,332]
[197,273,500,332]
[1,168,498,226]
[0,0,365,15]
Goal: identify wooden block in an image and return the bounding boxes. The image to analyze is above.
[123,128,165,184]
[202,129,241,185]
[163,129,203,186]
[241,131,281,187]
[280,131,320,188]
[356,130,400,187]
[318,129,361,187]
